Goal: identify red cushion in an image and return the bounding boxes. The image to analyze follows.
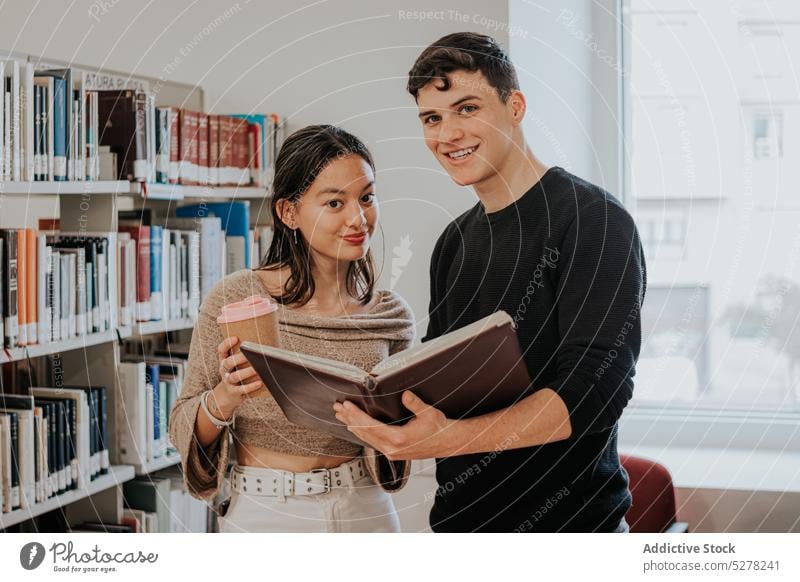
[621,454,678,533]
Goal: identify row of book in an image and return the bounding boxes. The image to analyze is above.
[99,95,284,187]
[117,356,184,467]
[0,204,275,347]
[127,202,273,320]
[1,62,100,182]
[122,468,209,533]
[0,59,285,186]
[69,468,208,533]
[0,228,116,348]
[0,387,109,513]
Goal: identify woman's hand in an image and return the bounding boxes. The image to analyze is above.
[210,336,267,419]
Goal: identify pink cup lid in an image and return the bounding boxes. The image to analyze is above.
[217,295,278,324]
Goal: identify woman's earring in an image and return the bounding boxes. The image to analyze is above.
[293,229,298,244]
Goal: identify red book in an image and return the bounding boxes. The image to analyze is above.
[247,122,262,186]
[219,116,233,186]
[208,114,220,186]
[118,225,151,322]
[168,107,180,184]
[198,114,209,185]
[233,117,248,186]
[179,110,198,185]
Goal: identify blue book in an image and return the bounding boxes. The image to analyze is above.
[35,69,72,181]
[144,364,161,457]
[52,78,67,181]
[149,226,163,321]
[176,202,250,268]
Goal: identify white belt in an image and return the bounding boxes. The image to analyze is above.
[230,457,367,499]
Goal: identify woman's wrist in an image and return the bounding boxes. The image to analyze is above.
[209,385,238,420]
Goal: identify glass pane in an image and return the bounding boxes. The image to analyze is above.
[625,0,800,410]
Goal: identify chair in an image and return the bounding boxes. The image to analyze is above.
[621,454,689,533]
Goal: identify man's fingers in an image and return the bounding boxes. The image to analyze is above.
[402,391,433,416]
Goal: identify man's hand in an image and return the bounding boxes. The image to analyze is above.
[333,391,456,460]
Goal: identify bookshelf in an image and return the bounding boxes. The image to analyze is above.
[0,465,135,530]
[0,50,281,533]
[131,452,181,476]
[0,180,131,195]
[0,329,127,365]
[131,318,196,338]
[133,182,271,201]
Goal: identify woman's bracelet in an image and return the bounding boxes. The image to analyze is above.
[200,390,236,429]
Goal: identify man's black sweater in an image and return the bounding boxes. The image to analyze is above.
[424,167,647,532]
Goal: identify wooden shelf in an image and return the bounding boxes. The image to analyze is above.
[0,181,130,195]
[133,182,269,201]
[131,318,196,337]
[131,453,181,476]
[0,465,135,530]
[0,329,129,364]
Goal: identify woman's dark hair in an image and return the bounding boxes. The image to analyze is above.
[258,124,377,306]
[407,32,519,102]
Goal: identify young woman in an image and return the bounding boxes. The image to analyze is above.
[169,125,415,533]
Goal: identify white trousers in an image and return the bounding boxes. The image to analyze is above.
[218,464,401,533]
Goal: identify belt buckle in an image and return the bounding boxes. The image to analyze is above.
[309,468,331,493]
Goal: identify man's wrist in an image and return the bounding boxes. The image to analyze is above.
[434,418,462,458]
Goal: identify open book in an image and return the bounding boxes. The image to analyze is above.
[240,311,532,447]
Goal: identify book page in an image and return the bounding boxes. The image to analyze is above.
[371,311,511,376]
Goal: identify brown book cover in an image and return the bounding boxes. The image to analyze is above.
[97,90,146,181]
[241,311,532,447]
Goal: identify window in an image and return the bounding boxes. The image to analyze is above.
[624,0,800,412]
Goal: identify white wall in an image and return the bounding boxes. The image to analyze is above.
[0,0,510,533]
[509,0,622,195]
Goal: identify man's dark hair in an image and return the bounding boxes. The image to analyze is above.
[407,32,519,102]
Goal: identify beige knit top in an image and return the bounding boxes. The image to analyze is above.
[168,268,415,500]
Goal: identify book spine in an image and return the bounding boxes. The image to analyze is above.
[198,113,209,185]
[98,388,109,474]
[26,228,37,345]
[208,114,219,186]
[168,107,180,184]
[52,77,67,181]
[2,231,18,347]
[16,228,27,346]
[9,412,20,509]
[156,107,168,183]
[133,91,148,181]
[149,226,162,321]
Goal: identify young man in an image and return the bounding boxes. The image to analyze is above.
[334,32,647,532]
